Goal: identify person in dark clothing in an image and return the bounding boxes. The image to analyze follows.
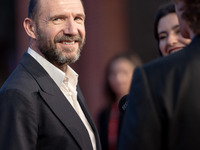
[118,0,200,149]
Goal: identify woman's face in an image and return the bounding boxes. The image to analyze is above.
[108,58,135,99]
[157,13,191,56]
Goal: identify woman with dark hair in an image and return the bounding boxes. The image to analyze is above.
[98,52,142,150]
[154,3,191,56]
[118,0,200,149]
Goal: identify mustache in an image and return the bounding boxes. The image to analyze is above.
[54,34,82,43]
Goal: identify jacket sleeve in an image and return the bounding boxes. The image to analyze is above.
[118,67,162,150]
[0,89,38,150]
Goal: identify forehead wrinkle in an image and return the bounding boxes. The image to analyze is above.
[37,0,85,27]
[42,0,85,16]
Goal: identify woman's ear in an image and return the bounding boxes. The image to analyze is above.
[23,18,37,39]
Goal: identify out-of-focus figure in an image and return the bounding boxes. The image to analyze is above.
[98,52,142,150]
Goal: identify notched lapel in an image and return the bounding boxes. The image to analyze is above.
[39,90,93,150]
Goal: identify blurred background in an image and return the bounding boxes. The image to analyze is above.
[0,0,169,127]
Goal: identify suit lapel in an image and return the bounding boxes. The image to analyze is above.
[39,90,93,150]
[77,92,101,150]
[20,53,93,150]
[77,86,101,150]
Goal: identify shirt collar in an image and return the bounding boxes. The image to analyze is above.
[27,47,78,87]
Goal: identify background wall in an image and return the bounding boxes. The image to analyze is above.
[0,0,169,127]
[0,1,16,85]
[128,0,170,62]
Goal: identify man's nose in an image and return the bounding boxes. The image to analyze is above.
[63,18,78,35]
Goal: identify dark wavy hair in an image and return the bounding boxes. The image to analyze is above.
[174,0,200,35]
[153,3,176,56]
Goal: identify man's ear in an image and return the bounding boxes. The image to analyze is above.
[23,18,37,39]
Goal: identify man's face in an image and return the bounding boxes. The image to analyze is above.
[35,0,86,66]
[174,0,190,38]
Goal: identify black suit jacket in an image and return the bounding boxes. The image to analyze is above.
[118,35,200,150]
[0,53,101,150]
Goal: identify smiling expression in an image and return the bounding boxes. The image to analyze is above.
[33,0,86,69]
[157,13,191,56]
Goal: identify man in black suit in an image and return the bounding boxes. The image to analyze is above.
[118,0,200,149]
[0,0,101,150]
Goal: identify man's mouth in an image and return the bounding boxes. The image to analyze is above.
[61,41,76,45]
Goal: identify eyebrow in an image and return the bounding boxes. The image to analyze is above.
[172,24,179,30]
[76,13,86,20]
[158,24,180,35]
[49,13,86,20]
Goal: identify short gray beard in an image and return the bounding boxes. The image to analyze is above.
[53,46,81,65]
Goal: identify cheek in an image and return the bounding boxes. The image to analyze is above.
[127,74,133,83]
[39,29,54,41]
[109,77,118,88]
[45,26,62,39]
[178,36,191,45]
[79,25,86,38]
[81,31,86,42]
[159,41,166,53]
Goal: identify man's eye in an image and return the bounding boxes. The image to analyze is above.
[74,17,85,23]
[53,18,61,21]
[74,17,81,20]
[52,18,64,24]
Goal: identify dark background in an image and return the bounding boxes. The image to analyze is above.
[0,1,16,85]
[0,0,169,126]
